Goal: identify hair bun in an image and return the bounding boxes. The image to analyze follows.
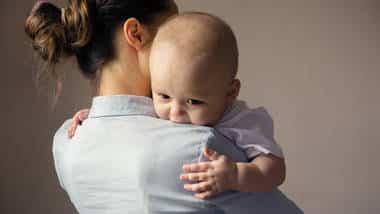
[61,0,92,50]
[25,1,68,63]
[25,0,92,64]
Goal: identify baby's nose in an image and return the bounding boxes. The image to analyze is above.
[170,105,189,123]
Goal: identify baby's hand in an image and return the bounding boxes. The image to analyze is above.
[180,148,238,199]
[67,109,90,139]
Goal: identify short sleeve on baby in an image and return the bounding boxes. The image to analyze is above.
[215,101,284,159]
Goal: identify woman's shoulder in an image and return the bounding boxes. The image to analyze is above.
[52,119,73,189]
[53,119,72,146]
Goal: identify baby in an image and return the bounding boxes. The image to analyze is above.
[69,12,285,199]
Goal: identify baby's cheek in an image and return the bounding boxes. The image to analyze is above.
[201,108,225,126]
[153,102,170,120]
[190,109,214,126]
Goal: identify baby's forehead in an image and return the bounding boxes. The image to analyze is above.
[155,38,218,63]
[154,32,214,58]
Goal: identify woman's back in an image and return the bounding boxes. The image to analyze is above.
[53,95,230,213]
[53,95,303,214]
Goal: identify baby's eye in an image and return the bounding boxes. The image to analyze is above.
[187,99,205,105]
[158,93,170,99]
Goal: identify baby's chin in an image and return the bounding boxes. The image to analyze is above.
[187,118,219,127]
[167,117,214,126]
[156,111,219,126]
[194,120,216,126]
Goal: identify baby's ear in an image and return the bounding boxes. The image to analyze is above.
[228,78,240,102]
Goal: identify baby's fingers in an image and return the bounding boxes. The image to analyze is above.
[184,181,213,193]
[194,191,216,199]
[182,162,211,173]
[77,109,90,121]
[67,109,90,139]
[180,172,208,182]
[68,125,74,139]
[68,121,78,139]
[203,147,221,161]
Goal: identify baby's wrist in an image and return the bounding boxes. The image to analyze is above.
[234,162,247,191]
[235,162,262,192]
[234,163,245,192]
[225,162,238,191]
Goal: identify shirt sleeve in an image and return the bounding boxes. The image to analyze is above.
[215,101,284,159]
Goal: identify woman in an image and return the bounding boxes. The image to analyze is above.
[25,0,302,213]
[25,0,177,97]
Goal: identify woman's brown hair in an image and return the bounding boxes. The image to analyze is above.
[25,0,173,92]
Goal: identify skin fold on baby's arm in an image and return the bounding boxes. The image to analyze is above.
[67,109,285,198]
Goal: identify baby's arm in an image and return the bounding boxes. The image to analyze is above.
[180,103,285,198]
[231,106,286,192]
[180,148,285,198]
[236,153,285,192]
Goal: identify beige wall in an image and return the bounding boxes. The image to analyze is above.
[176,1,380,213]
[1,0,379,213]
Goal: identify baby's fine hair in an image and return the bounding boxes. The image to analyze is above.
[153,12,239,78]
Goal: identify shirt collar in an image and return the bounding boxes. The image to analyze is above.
[88,95,157,118]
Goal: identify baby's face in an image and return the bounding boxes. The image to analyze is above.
[150,44,235,126]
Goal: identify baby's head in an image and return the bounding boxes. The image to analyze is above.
[150,12,240,126]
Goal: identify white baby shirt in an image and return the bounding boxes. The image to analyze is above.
[216,101,284,160]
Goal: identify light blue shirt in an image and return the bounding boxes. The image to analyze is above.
[53,95,303,213]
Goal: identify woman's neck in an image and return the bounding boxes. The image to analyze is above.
[97,60,151,97]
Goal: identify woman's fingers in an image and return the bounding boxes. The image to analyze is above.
[182,162,211,172]
[180,172,208,182]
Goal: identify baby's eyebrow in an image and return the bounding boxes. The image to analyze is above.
[184,93,210,101]
[188,88,211,97]
[153,91,166,95]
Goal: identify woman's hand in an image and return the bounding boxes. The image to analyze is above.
[180,147,238,199]
[67,109,90,139]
